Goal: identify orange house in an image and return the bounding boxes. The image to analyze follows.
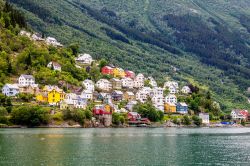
[164,103,176,113]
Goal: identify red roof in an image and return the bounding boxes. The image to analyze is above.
[93,108,112,115]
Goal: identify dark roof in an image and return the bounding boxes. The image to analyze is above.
[21,74,34,79]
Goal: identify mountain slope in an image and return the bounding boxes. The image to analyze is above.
[9,0,250,111]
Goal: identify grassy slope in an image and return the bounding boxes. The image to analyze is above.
[9,0,250,111]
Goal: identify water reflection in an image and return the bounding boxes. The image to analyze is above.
[0,128,250,165]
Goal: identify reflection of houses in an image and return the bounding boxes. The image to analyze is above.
[2,84,19,97]
[176,102,188,114]
[231,110,248,121]
[164,103,176,113]
[199,113,210,124]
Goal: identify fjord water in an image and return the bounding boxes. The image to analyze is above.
[0,128,250,165]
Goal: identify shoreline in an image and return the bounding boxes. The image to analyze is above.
[0,124,245,129]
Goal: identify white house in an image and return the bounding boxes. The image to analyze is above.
[2,84,19,97]
[31,33,44,41]
[164,81,179,89]
[165,94,177,104]
[181,86,191,94]
[75,53,94,65]
[148,77,157,87]
[141,87,153,95]
[151,95,164,112]
[152,87,164,97]
[231,110,248,121]
[126,100,138,111]
[46,37,63,47]
[18,75,35,86]
[134,73,145,88]
[19,30,31,37]
[64,93,78,105]
[121,77,134,89]
[81,90,93,100]
[136,90,148,103]
[47,61,62,71]
[96,79,112,92]
[82,79,95,92]
[168,85,178,94]
[199,113,210,124]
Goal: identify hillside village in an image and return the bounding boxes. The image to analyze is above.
[1,30,249,127]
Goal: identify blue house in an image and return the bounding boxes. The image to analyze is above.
[2,84,20,97]
[176,102,188,114]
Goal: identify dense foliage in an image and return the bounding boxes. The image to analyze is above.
[133,102,164,122]
[10,106,50,126]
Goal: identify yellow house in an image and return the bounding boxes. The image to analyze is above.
[104,104,112,113]
[113,68,125,78]
[36,92,48,103]
[36,85,65,105]
[164,103,176,113]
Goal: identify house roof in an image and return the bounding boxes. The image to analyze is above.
[178,102,188,106]
[20,74,34,79]
[51,61,61,67]
[126,91,134,96]
[4,84,19,89]
[103,66,114,70]
[232,110,248,117]
[83,79,94,84]
[111,78,121,82]
[113,90,123,95]
[165,94,177,98]
[128,112,140,116]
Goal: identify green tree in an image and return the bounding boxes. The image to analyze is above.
[10,106,50,126]
[182,115,191,125]
[192,115,202,126]
[99,59,108,69]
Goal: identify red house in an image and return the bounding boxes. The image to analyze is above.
[125,70,135,79]
[128,112,141,121]
[102,66,114,75]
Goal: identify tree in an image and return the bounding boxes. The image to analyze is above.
[69,43,79,56]
[133,102,164,122]
[182,115,191,125]
[10,106,50,126]
[0,107,8,124]
[99,59,108,69]
[192,115,202,126]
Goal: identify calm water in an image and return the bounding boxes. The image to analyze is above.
[0,128,250,166]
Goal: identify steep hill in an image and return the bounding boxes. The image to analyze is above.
[8,0,250,111]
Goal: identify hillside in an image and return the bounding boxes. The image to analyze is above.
[7,0,250,111]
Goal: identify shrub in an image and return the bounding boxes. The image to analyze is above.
[10,106,50,126]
